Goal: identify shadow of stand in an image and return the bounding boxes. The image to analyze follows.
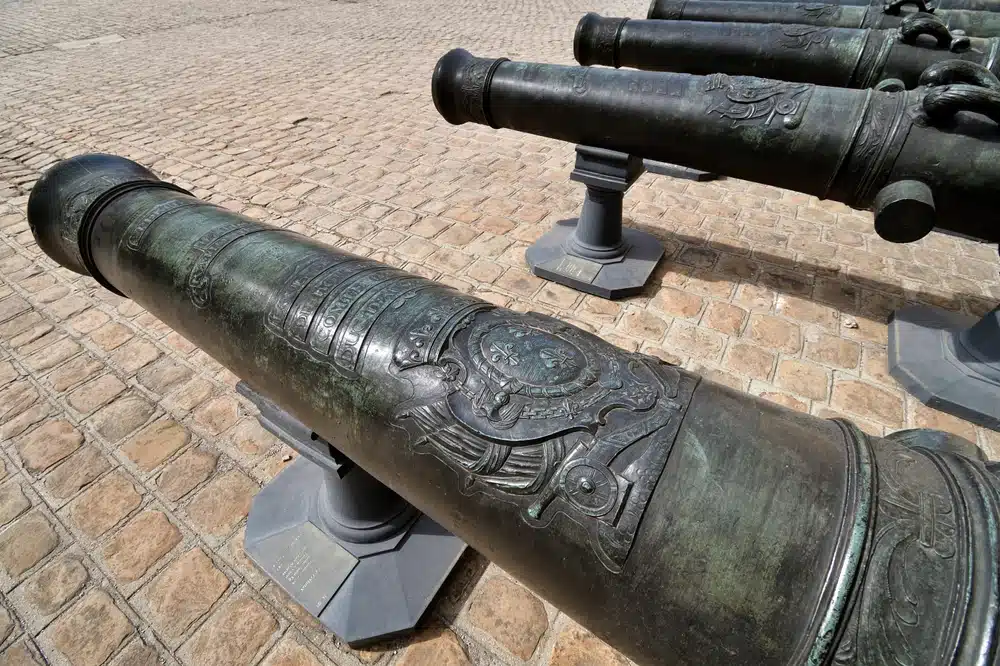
[530,170,999,429]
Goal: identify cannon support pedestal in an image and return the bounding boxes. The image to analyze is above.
[889,305,1000,430]
[239,381,465,646]
[525,145,664,299]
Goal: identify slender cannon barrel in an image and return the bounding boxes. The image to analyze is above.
[432,49,1000,244]
[26,153,1000,666]
[646,0,1000,38]
[709,0,1000,11]
[575,13,1000,89]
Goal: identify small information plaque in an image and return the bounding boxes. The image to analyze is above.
[548,255,602,284]
[252,521,359,615]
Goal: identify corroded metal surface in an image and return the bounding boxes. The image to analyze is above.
[26,154,1000,666]
[575,13,999,89]
[433,49,1000,244]
[646,0,1000,38]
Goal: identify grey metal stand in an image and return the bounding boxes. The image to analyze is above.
[888,305,1000,431]
[525,145,665,299]
[239,381,465,645]
[642,160,718,182]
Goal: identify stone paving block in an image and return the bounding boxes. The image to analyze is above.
[63,471,141,540]
[0,606,13,646]
[43,446,111,503]
[12,328,62,355]
[547,619,630,666]
[0,641,42,666]
[102,510,182,585]
[0,384,40,426]
[466,575,549,660]
[136,358,193,396]
[218,527,267,591]
[395,627,472,666]
[135,548,230,645]
[261,633,329,666]
[156,446,218,502]
[177,589,278,666]
[0,361,18,390]
[67,309,110,335]
[45,355,103,393]
[751,382,810,413]
[89,323,134,352]
[109,339,161,374]
[803,329,860,370]
[11,550,91,633]
[831,378,904,428]
[190,396,238,436]
[162,378,214,413]
[21,338,80,373]
[747,314,802,354]
[15,420,83,474]
[223,418,277,467]
[106,639,160,666]
[121,419,190,473]
[0,403,51,443]
[0,511,58,584]
[89,393,156,444]
[43,590,133,666]
[66,375,126,416]
[774,359,830,402]
[183,470,257,539]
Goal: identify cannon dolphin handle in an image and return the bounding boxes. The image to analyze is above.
[27,153,1000,666]
[432,48,1000,244]
[573,13,1000,90]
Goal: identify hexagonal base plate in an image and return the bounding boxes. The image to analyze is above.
[245,457,466,646]
[888,305,1000,431]
[525,219,664,299]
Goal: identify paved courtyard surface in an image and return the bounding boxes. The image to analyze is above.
[1,0,999,664]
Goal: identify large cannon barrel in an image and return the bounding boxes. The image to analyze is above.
[26,153,1000,666]
[433,48,1000,244]
[575,13,1000,89]
[646,0,1000,38]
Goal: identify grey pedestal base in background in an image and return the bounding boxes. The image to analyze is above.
[642,160,718,182]
[526,221,665,299]
[526,145,664,299]
[238,382,466,646]
[888,305,1000,431]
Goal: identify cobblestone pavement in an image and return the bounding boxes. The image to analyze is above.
[1,0,999,663]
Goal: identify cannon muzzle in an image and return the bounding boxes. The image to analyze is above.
[27,153,1000,666]
[433,48,1000,244]
[646,0,1000,38]
[575,13,1000,90]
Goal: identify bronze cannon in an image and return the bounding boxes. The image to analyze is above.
[575,12,999,89]
[646,0,1000,38]
[432,48,1000,244]
[26,153,1000,666]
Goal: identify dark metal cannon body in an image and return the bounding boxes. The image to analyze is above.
[575,13,999,89]
[646,0,1000,38]
[26,153,1000,666]
[433,49,1000,244]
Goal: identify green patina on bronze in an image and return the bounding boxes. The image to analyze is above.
[26,154,1000,665]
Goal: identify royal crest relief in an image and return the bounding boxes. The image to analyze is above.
[393,310,697,572]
